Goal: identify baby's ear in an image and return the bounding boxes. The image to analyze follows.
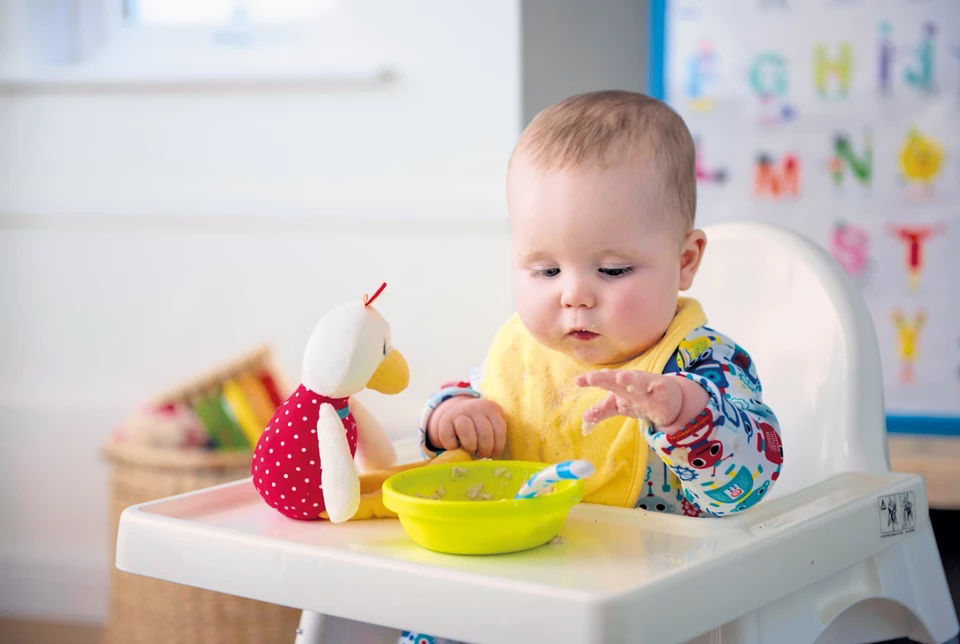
[678,229,707,290]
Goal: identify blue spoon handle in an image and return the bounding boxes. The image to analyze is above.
[515,460,595,499]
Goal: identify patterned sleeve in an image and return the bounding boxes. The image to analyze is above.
[648,327,783,517]
[417,366,484,458]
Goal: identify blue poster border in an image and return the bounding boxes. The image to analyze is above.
[649,0,667,101]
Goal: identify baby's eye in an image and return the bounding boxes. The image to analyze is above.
[532,267,560,278]
[598,266,634,277]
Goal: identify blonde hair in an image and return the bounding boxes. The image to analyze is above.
[512,90,697,232]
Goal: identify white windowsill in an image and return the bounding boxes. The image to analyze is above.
[0,23,396,92]
[0,63,396,92]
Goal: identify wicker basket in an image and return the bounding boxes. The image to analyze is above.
[103,440,301,644]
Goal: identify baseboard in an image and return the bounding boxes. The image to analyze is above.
[0,617,103,644]
[0,550,108,623]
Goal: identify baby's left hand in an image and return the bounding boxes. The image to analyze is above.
[575,370,683,428]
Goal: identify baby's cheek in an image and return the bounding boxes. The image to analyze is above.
[608,286,669,351]
[514,285,553,337]
[609,287,647,322]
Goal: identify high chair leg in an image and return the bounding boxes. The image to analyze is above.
[294,609,403,644]
[294,610,324,644]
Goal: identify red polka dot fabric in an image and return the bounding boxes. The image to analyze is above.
[251,384,357,520]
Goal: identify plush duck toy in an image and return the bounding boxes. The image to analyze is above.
[251,283,410,523]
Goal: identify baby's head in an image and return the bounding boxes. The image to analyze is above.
[507,90,706,366]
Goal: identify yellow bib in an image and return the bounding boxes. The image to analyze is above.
[482,298,706,507]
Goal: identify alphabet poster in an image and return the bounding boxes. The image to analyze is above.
[663,0,959,429]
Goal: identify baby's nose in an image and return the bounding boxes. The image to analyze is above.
[560,277,595,308]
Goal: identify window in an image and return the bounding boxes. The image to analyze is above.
[131,0,336,27]
[0,0,390,90]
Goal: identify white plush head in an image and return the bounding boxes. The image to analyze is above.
[300,301,391,397]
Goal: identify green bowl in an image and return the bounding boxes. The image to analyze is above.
[382,459,584,555]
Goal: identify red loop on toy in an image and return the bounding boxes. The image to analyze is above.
[363,282,387,307]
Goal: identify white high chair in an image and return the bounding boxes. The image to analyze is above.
[684,221,957,643]
[115,221,958,643]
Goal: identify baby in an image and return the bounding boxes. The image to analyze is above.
[419,90,782,518]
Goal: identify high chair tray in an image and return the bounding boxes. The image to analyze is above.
[116,470,928,643]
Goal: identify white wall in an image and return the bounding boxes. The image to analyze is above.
[0,1,520,623]
[0,1,519,218]
[0,0,653,624]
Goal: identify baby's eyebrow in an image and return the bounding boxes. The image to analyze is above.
[519,251,554,263]
[595,249,638,262]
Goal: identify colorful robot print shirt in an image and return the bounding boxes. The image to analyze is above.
[649,326,781,516]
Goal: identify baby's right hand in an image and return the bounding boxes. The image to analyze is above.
[427,397,506,458]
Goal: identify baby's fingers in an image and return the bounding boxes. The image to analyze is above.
[473,415,496,457]
[490,412,507,457]
[453,416,478,453]
[578,372,638,405]
[575,369,621,389]
[583,393,621,424]
[614,370,652,390]
[435,416,462,451]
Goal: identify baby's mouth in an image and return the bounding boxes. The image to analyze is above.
[567,329,599,341]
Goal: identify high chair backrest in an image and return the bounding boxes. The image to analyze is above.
[686,221,890,499]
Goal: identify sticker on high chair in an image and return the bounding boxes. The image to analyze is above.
[878,491,917,538]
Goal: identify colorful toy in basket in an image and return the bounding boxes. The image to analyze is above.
[113,402,209,449]
[112,347,287,451]
[251,283,470,523]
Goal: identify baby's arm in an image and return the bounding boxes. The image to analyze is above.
[650,331,782,516]
[578,328,782,517]
[418,380,506,459]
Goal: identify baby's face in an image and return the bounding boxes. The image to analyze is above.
[508,154,699,365]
